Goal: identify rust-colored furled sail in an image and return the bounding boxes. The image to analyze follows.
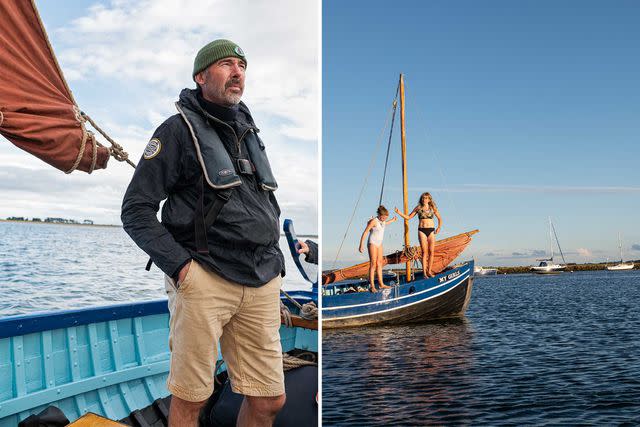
[0,0,110,173]
[323,229,479,285]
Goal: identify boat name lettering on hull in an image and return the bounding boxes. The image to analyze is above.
[438,270,461,283]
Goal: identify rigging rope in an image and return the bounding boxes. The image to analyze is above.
[550,220,567,264]
[283,352,317,371]
[67,106,96,174]
[402,245,421,261]
[280,301,293,327]
[403,78,461,225]
[81,112,136,169]
[331,92,399,270]
[280,289,317,320]
[378,81,401,207]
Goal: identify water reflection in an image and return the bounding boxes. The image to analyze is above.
[324,272,640,425]
[323,318,476,425]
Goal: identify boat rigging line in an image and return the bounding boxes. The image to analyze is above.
[80,112,136,170]
[378,81,400,207]
[403,78,460,225]
[331,87,400,270]
[550,219,567,264]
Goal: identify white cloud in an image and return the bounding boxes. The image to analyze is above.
[57,0,318,140]
[576,247,592,257]
[1,0,319,233]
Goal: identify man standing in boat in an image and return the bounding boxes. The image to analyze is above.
[121,39,286,427]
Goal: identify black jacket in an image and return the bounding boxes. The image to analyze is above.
[121,88,284,286]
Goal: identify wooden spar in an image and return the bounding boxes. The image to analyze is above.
[399,73,411,281]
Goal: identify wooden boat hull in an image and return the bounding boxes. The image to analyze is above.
[322,261,473,328]
[0,296,317,426]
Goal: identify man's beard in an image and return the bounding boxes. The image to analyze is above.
[212,78,243,105]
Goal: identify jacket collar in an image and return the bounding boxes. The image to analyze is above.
[178,88,255,128]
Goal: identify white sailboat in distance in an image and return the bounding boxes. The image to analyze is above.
[531,217,567,274]
[606,233,635,271]
[474,266,499,276]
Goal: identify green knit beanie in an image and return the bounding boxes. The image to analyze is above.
[192,39,247,79]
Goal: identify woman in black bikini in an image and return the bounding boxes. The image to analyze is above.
[394,192,442,278]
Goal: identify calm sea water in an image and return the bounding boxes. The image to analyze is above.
[0,222,315,317]
[323,270,640,425]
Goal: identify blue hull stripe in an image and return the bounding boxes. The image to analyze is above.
[323,268,471,311]
[323,270,470,321]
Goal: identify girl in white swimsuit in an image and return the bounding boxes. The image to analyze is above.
[359,205,398,292]
[368,217,386,246]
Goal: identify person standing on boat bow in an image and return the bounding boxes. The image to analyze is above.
[359,205,397,292]
[121,39,286,427]
[395,192,442,278]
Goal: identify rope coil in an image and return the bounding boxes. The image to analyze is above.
[283,352,317,371]
[403,245,421,260]
[66,106,94,174]
[280,289,318,320]
[300,301,317,320]
[280,301,293,328]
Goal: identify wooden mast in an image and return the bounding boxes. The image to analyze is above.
[399,73,411,281]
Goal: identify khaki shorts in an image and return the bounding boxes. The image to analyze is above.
[164,259,284,402]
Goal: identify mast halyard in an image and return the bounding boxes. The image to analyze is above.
[399,73,411,281]
[618,232,624,263]
[548,216,554,262]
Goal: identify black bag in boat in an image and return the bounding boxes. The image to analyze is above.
[18,406,69,427]
[205,366,317,427]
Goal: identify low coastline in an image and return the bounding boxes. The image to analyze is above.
[476,263,639,274]
[2,219,319,236]
[0,219,120,228]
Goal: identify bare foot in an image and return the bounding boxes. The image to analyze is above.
[380,284,392,289]
[427,271,435,278]
[370,287,378,293]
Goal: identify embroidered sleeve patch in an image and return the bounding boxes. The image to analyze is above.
[143,138,161,159]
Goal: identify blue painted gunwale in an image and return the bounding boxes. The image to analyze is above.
[0,300,168,340]
[0,294,317,426]
[0,291,316,340]
[322,261,473,320]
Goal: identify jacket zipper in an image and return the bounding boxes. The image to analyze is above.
[205,113,256,156]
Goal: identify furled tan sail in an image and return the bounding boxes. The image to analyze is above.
[0,0,110,173]
[323,229,479,285]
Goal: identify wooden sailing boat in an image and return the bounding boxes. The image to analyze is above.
[606,233,635,271]
[322,74,478,328]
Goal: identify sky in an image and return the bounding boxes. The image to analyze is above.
[0,0,319,234]
[323,0,640,267]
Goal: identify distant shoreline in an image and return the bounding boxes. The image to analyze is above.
[0,219,120,228]
[1,220,319,236]
[475,263,638,274]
